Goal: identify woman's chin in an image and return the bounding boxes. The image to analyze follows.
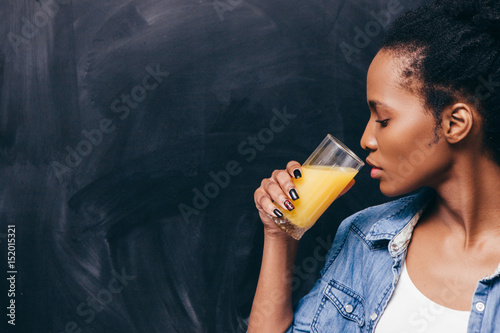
[379,180,411,197]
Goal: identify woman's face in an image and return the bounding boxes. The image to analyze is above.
[361,50,452,196]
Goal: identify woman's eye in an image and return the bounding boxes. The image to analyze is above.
[375,119,389,127]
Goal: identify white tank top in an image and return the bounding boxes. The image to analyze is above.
[375,262,470,332]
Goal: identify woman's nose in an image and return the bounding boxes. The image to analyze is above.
[360,121,377,151]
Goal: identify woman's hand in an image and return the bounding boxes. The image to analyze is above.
[254,161,355,239]
[254,161,303,238]
[250,161,354,331]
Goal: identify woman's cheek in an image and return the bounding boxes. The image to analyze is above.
[380,155,425,196]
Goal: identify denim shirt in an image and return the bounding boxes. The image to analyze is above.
[286,188,500,333]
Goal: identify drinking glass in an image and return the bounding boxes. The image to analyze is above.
[270,134,364,239]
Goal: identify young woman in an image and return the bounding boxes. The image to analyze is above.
[248,0,500,332]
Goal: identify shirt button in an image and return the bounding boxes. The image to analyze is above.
[476,302,485,312]
[345,304,353,314]
[391,243,399,252]
[370,312,378,321]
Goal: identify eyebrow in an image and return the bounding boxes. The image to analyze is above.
[368,100,393,112]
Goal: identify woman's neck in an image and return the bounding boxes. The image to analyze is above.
[432,154,500,249]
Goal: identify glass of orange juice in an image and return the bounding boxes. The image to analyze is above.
[270,134,364,239]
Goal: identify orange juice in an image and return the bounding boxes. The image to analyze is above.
[280,165,358,229]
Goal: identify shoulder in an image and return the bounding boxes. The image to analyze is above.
[289,188,435,331]
[321,187,434,273]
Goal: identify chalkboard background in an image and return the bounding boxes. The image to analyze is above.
[1,0,428,332]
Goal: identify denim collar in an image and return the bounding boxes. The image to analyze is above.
[365,187,436,257]
[364,187,500,280]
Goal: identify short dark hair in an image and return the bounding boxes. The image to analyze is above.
[381,0,500,164]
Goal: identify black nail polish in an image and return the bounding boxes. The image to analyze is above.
[289,189,299,201]
[284,199,295,211]
[293,169,302,179]
[273,209,283,218]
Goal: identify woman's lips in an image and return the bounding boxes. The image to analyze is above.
[366,158,382,178]
[370,167,383,178]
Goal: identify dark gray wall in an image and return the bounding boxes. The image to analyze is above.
[0,0,428,332]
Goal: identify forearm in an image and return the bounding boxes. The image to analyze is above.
[248,234,299,333]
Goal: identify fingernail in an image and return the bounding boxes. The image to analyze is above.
[283,199,295,211]
[273,209,283,218]
[289,189,299,201]
[293,169,302,179]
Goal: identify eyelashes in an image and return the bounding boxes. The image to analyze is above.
[375,119,389,127]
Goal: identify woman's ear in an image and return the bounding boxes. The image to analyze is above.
[441,103,475,144]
